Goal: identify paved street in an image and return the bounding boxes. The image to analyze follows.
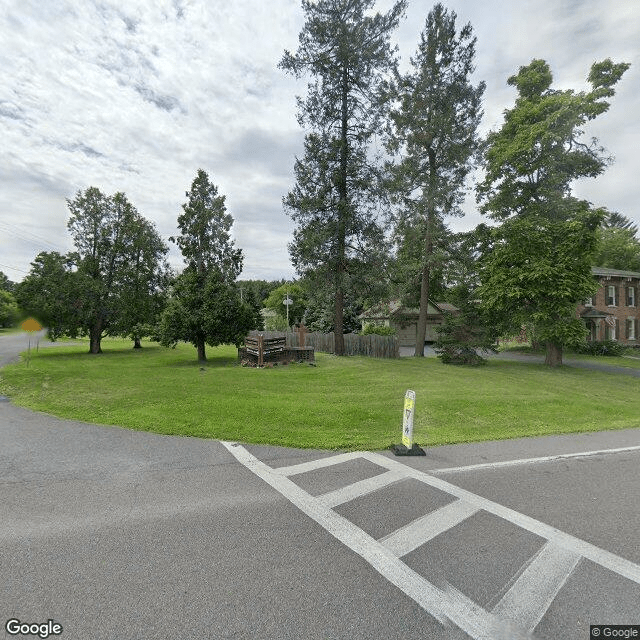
[1,335,639,639]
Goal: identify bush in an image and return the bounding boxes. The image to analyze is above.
[434,308,496,366]
[437,346,488,365]
[575,340,628,357]
[361,323,396,336]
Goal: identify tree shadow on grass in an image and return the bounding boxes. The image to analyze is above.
[168,354,239,368]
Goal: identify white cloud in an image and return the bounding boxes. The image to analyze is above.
[1,0,638,283]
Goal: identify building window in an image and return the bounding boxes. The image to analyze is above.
[627,286,636,307]
[628,318,637,340]
[606,285,617,306]
[605,319,616,341]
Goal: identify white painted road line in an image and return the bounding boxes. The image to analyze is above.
[317,469,405,508]
[359,451,640,586]
[274,451,362,476]
[222,442,530,640]
[428,445,640,475]
[492,541,581,633]
[379,499,480,559]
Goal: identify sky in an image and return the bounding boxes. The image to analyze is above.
[1,0,638,283]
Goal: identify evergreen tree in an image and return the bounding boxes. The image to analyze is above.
[384,3,484,356]
[161,169,259,362]
[280,0,406,355]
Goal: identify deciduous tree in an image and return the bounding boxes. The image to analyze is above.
[263,282,307,328]
[477,58,629,365]
[0,271,15,293]
[0,289,19,328]
[67,188,170,353]
[593,225,640,272]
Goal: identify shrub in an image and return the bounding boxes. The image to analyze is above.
[434,307,496,366]
[437,346,488,365]
[361,323,396,336]
[575,340,628,357]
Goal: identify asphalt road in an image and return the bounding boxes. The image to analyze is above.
[1,335,639,639]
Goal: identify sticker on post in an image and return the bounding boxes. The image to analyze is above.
[402,390,416,448]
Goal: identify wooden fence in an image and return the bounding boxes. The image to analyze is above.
[248,330,399,359]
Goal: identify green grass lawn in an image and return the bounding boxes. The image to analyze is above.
[1,338,638,450]
[564,352,640,369]
[499,341,640,369]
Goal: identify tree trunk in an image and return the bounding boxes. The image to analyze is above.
[133,337,142,349]
[334,61,349,357]
[196,336,207,363]
[89,321,103,354]
[415,147,437,357]
[544,341,563,366]
[334,286,345,356]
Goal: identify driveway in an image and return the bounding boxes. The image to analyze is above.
[401,343,640,377]
[2,334,639,639]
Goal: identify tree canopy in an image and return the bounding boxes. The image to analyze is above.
[15,252,80,340]
[593,225,640,272]
[160,169,260,362]
[16,189,170,352]
[263,282,307,328]
[0,271,15,293]
[280,0,406,355]
[66,188,170,353]
[384,3,484,356]
[477,58,629,365]
[0,289,19,328]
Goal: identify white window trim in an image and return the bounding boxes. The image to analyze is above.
[628,286,636,307]
[628,317,636,341]
[607,285,617,307]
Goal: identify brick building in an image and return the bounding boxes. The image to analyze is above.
[577,267,640,346]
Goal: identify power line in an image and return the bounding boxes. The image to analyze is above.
[0,262,28,274]
[0,221,67,252]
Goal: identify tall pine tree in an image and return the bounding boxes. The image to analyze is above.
[280,0,406,355]
[385,3,484,356]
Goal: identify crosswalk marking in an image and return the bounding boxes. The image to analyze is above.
[274,451,362,476]
[492,541,581,632]
[222,442,530,640]
[379,499,480,558]
[358,451,640,586]
[317,469,405,508]
[222,443,640,639]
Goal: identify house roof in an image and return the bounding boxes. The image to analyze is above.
[359,299,458,320]
[580,308,612,319]
[592,266,640,279]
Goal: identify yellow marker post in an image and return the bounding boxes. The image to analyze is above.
[401,390,416,448]
[393,389,425,456]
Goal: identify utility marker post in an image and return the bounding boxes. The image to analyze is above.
[392,390,425,456]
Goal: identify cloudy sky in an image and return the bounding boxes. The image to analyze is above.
[1,0,638,282]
